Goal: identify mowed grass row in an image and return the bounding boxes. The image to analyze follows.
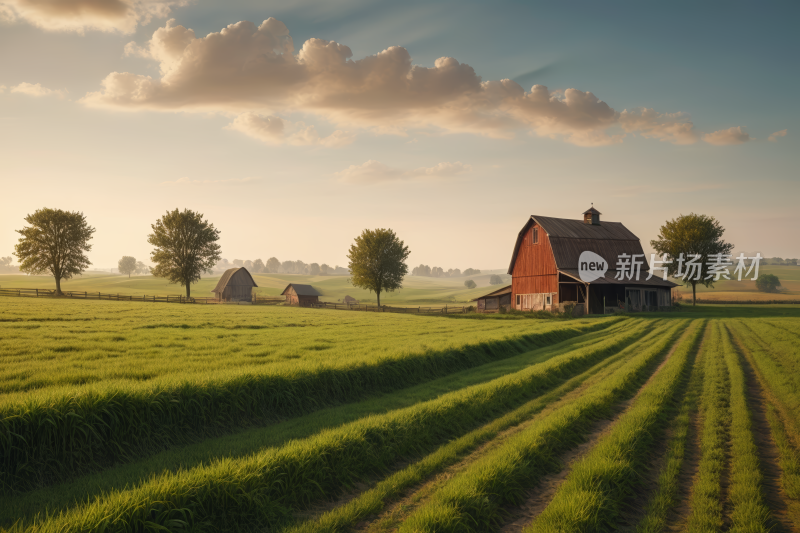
[686,321,730,532]
[284,333,639,533]
[0,319,640,526]
[720,324,771,532]
[395,320,687,533]
[526,319,705,532]
[16,319,652,532]
[727,320,800,498]
[0,301,616,494]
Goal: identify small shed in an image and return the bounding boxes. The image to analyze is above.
[212,267,258,302]
[282,283,321,306]
[343,295,359,305]
[472,285,512,313]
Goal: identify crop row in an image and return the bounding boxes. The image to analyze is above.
[526,319,704,532]
[395,320,688,532]
[0,318,617,493]
[16,318,653,531]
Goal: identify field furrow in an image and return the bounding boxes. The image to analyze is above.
[10,318,651,532]
[393,320,687,533]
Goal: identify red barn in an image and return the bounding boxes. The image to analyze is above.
[508,208,677,314]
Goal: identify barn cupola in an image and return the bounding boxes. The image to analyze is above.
[583,205,601,225]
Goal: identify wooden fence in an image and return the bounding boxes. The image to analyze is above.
[307,301,468,314]
[0,288,285,306]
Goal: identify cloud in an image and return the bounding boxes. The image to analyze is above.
[9,82,66,98]
[703,126,751,146]
[768,129,787,142]
[160,176,259,186]
[0,0,189,33]
[227,112,355,148]
[82,17,734,147]
[336,160,471,183]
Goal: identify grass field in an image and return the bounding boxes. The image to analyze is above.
[0,270,512,304]
[1,297,800,532]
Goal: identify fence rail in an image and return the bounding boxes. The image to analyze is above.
[0,288,222,304]
[307,301,468,314]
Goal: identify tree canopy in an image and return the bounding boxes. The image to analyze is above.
[650,213,733,305]
[266,257,280,273]
[489,274,504,285]
[464,279,477,289]
[755,273,781,293]
[118,256,137,278]
[147,209,221,298]
[14,208,95,294]
[347,228,410,306]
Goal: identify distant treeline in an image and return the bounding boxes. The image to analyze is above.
[0,257,19,274]
[762,257,799,265]
[411,265,481,277]
[216,258,349,276]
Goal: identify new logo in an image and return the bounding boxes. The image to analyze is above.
[578,251,608,282]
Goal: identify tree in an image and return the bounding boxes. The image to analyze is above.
[14,208,95,295]
[463,268,481,276]
[135,261,150,275]
[309,263,321,276]
[650,213,733,306]
[347,228,410,306]
[266,257,280,273]
[489,274,503,285]
[244,260,253,270]
[147,208,221,298]
[755,273,781,293]
[252,258,265,274]
[320,263,330,275]
[118,256,137,278]
[464,279,476,289]
[233,259,244,267]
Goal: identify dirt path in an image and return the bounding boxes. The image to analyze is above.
[499,324,693,532]
[731,328,800,533]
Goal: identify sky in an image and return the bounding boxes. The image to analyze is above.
[1,0,797,270]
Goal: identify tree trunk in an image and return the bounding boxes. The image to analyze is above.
[692,282,696,306]
[186,283,191,299]
[55,276,62,296]
[377,291,381,307]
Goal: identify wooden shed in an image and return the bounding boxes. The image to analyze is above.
[507,207,677,314]
[212,267,258,302]
[472,285,512,313]
[281,284,321,306]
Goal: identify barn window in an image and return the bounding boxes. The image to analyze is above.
[516,294,521,306]
[546,294,552,306]
[531,227,539,244]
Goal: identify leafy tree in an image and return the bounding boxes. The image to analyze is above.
[309,263,321,276]
[463,268,481,276]
[431,266,444,277]
[266,257,280,273]
[281,260,293,273]
[755,273,781,293]
[489,274,503,285]
[135,261,150,275]
[0,256,11,267]
[320,263,330,275]
[147,208,221,298]
[650,213,733,306]
[118,256,137,278]
[347,228,410,306]
[464,279,477,289]
[14,208,95,295]
[244,260,253,270]
[252,258,265,273]
[450,268,462,277]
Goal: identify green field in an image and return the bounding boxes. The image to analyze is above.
[0,270,512,305]
[1,297,800,532]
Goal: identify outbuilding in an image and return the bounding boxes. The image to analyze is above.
[281,284,321,306]
[343,295,359,305]
[472,285,512,313]
[212,267,258,302]
[507,207,677,314]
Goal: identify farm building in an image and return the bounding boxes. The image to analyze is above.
[343,295,359,304]
[472,285,512,313]
[282,284,321,306]
[508,207,677,314]
[212,267,258,302]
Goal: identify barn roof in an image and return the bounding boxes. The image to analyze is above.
[471,284,512,301]
[508,215,648,274]
[281,283,321,296]
[559,270,677,288]
[212,267,258,293]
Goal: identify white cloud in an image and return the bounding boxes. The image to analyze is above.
[0,0,189,34]
[336,160,471,183]
[10,82,66,98]
[82,17,738,148]
[703,126,751,146]
[226,112,355,148]
[768,129,787,142]
[160,176,259,186]
[0,85,6,93]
